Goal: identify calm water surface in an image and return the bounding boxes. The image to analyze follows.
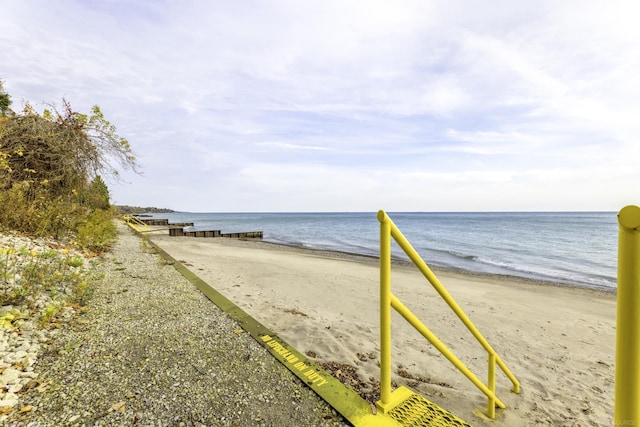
[149,211,618,291]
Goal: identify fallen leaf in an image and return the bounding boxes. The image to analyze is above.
[111,401,126,412]
[36,381,51,393]
[24,379,41,390]
[0,406,13,416]
[19,405,33,413]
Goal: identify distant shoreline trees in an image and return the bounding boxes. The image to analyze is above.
[0,80,140,250]
[114,205,175,214]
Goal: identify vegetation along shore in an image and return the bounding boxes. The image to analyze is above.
[0,82,345,425]
[2,224,346,425]
[0,79,619,426]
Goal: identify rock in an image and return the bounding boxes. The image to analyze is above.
[7,384,22,394]
[0,393,19,408]
[0,369,21,385]
[0,307,14,316]
[13,351,28,361]
[20,372,37,379]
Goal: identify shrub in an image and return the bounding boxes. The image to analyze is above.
[0,182,84,239]
[76,208,117,254]
[0,83,139,239]
[0,241,97,324]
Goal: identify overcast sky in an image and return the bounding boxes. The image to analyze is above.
[2,1,639,212]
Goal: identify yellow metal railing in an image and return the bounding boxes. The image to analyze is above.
[615,205,640,425]
[376,210,520,419]
[122,214,150,233]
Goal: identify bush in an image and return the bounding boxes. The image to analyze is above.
[0,83,139,242]
[76,208,118,254]
[0,240,97,325]
[0,183,83,239]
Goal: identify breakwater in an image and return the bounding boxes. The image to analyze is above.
[140,211,618,290]
[132,215,263,239]
[169,228,263,238]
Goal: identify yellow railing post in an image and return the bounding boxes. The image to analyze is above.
[376,210,519,419]
[378,210,392,409]
[488,353,496,419]
[615,205,640,426]
[390,294,506,410]
[123,215,150,233]
[384,211,520,395]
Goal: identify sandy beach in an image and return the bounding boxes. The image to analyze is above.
[150,234,616,426]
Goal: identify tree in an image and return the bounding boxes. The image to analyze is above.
[0,80,11,116]
[0,99,139,199]
[0,85,140,237]
[84,175,111,210]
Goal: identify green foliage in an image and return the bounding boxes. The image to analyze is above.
[1,243,96,324]
[0,99,138,200]
[0,80,11,116]
[0,309,26,329]
[39,302,62,327]
[66,255,84,268]
[82,175,111,210]
[0,82,135,330]
[0,183,83,238]
[0,82,140,246]
[76,208,118,253]
[115,205,174,214]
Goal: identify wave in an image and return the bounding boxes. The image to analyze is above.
[150,211,619,291]
[405,246,616,290]
[265,235,617,290]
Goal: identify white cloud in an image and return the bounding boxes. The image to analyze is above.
[1,0,639,212]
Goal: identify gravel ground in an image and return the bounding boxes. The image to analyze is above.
[6,224,348,426]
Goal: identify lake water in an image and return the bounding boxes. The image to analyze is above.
[147,211,619,291]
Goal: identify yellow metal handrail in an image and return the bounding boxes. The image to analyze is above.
[122,214,150,233]
[377,210,520,418]
[615,205,640,425]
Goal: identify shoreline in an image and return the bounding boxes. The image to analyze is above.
[149,233,617,426]
[148,210,618,292]
[214,236,618,295]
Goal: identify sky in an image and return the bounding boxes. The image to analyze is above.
[2,0,639,212]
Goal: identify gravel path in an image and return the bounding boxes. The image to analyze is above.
[6,224,348,426]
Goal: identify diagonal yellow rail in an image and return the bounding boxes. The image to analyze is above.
[377,210,520,419]
[122,214,150,233]
[135,221,470,426]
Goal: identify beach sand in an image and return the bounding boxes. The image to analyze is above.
[150,234,616,426]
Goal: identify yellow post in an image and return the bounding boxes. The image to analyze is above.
[488,353,496,419]
[390,294,505,410]
[385,210,520,394]
[378,210,392,408]
[615,205,640,426]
